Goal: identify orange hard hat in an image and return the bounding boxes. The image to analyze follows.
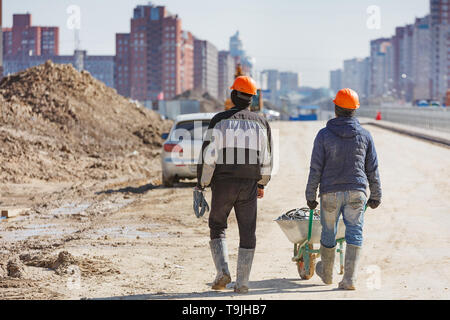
[230,76,257,96]
[333,88,360,109]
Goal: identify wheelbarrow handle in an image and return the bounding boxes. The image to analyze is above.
[307,204,368,242]
[308,209,314,242]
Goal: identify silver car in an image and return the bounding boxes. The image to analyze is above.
[161,113,216,187]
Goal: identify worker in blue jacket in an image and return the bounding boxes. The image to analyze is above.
[305,88,382,290]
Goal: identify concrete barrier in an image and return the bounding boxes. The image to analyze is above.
[356,106,450,133]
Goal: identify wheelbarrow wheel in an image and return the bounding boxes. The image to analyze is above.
[297,244,316,280]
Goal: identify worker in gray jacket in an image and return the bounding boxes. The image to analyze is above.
[305,88,382,290]
[197,76,273,294]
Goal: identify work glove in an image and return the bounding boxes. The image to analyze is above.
[307,200,318,210]
[367,199,380,209]
[193,187,209,218]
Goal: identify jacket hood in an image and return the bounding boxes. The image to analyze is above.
[326,117,361,138]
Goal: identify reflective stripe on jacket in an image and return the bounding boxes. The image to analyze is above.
[197,107,273,188]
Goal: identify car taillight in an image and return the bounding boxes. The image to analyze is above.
[164,143,183,153]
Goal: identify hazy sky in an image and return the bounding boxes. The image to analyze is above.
[4,0,429,87]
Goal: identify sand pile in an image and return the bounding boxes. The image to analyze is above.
[6,258,26,278]
[0,61,172,182]
[19,251,119,276]
[20,251,77,275]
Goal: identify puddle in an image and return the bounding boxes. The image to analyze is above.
[88,199,134,213]
[0,223,76,241]
[89,225,171,239]
[50,203,91,216]
[49,199,134,217]
[27,223,57,229]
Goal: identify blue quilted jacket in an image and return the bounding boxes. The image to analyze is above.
[305,117,382,201]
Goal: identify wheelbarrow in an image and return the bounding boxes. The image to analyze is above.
[275,208,347,280]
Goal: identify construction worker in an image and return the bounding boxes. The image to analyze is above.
[197,76,273,294]
[305,88,382,290]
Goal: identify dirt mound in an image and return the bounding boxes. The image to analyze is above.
[7,258,26,278]
[0,264,5,278]
[0,61,172,183]
[49,251,77,275]
[20,251,120,276]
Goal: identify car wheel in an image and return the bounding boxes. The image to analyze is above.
[162,172,175,187]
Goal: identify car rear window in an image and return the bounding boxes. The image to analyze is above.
[171,120,210,141]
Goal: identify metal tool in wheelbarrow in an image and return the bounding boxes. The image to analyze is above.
[275,208,345,244]
[275,206,368,280]
[277,207,320,221]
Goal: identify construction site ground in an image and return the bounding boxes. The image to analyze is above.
[1,120,449,300]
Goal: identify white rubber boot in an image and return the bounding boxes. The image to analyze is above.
[315,245,336,285]
[234,248,255,294]
[209,239,231,290]
[338,244,361,290]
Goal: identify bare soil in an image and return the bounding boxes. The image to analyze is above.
[1,121,449,300]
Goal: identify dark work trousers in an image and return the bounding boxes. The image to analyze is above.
[209,177,258,249]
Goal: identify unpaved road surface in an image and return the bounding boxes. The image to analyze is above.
[1,121,449,300]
